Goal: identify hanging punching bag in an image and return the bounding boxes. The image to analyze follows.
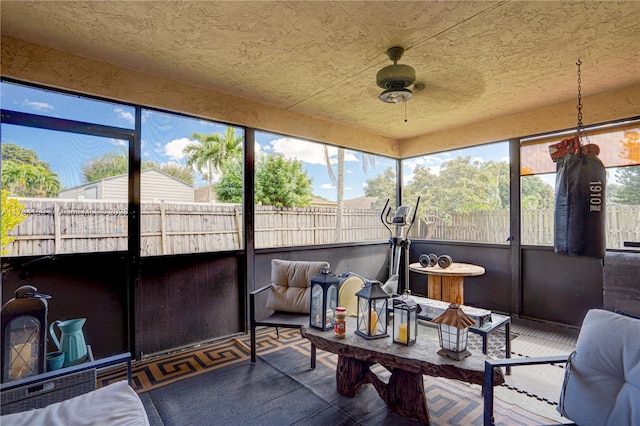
[549,135,606,259]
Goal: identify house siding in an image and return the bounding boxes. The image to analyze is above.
[58,169,193,202]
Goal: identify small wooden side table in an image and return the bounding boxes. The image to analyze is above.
[409,262,485,305]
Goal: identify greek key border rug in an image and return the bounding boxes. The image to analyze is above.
[98,328,553,425]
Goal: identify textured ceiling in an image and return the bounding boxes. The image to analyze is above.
[1,1,639,141]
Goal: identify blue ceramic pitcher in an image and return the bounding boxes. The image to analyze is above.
[49,318,88,367]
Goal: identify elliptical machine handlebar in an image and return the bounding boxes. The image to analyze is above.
[405,196,420,237]
[380,198,393,237]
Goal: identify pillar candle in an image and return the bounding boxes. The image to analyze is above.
[369,310,378,334]
[10,343,32,380]
[398,322,408,343]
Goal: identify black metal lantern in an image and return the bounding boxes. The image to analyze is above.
[431,303,476,360]
[1,285,51,382]
[310,267,339,330]
[393,297,417,346]
[355,279,389,339]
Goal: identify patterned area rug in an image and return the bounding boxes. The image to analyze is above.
[99,328,554,425]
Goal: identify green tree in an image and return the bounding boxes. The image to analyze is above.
[2,160,61,197]
[155,162,194,185]
[184,128,242,201]
[1,189,27,254]
[481,161,509,209]
[612,165,640,204]
[2,143,52,170]
[363,166,396,203]
[521,175,554,209]
[82,151,129,182]
[255,153,312,207]
[1,144,61,197]
[82,151,194,184]
[216,165,243,203]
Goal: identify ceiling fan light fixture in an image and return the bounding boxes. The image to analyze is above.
[379,88,413,104]
[376,46,416,104]
[376,64,416,90]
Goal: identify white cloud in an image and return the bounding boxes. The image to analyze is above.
[255,142,264,156]
[321,183,335,189]
[343,151,359,162]
[267,137,364,168]
[270,137,329,164]
[164,137,193,161]
[114,108,135,125]
[23,99,53,111]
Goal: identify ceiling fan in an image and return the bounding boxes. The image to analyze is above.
[376,46,416,104]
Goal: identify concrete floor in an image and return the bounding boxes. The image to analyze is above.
[138,316,579,425]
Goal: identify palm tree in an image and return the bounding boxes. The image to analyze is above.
[323,147,376,242]
[184,127,242,202]
[1,161,60,197]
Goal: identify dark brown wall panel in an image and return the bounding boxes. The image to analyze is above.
[1,253,128,359]
[137,254,242,357]
[522,247,603,326]
[409,242,511,313]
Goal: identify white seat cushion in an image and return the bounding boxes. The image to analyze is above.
[558,309,640,426]
[1,381,149,426]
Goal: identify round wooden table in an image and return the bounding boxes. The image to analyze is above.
[409,262,485,305]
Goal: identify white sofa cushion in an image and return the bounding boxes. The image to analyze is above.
[558,309,640,426]
[1,381,149,426]
[265,259,330,313]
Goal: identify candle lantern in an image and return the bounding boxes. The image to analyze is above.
[355,279,389,339]
[431,303,476,360]
[393,297,417,346]
[1,285,51,382]
[309,267,339,330]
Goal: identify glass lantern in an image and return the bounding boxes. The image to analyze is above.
[1,286,50,383]
[309,267,339,330]
[355,279,389,339]
[431,303,476,360]
[393,297,417,346]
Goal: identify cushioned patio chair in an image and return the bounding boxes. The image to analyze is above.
[483,309,640,426]
[249,259,330,369]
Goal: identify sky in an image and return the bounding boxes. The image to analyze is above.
[1,80,543,201]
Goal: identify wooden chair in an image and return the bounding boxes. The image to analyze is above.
[483,309,640,426]
[249,259,330,369]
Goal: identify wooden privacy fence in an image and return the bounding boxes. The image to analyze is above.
[4,199,387,256]
[420,206,639,248]
[4,199,638,257]
[254,205,385,247]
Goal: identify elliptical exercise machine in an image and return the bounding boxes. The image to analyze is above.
[380,197,420,294]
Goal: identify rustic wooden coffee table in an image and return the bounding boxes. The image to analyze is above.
[301,318,504,424]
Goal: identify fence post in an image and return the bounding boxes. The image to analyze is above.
[160,200,167,255]
[234,204,243,249]
[54,202,61,254]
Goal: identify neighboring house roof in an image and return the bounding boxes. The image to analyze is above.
[194,186,216,202]
[307,197,380,209]
[309,198,335,208]
[343,196,379,210]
